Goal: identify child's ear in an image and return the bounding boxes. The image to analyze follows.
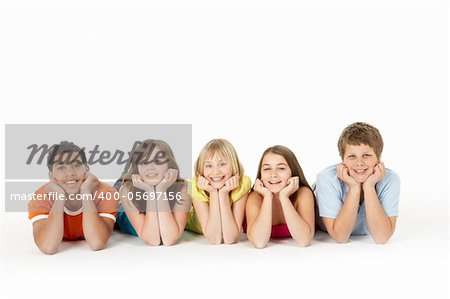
[48,171,54,180]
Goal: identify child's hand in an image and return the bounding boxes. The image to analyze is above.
[279,176,299,199]
[45,180,65,200]
[220,175,240,193]
[364,162,386,188]
[253,178,272,198]
[80,172,98,194]
[156,169,178,193]
[337,164,359,189]
[132,174,153,192]
[197,176,215,193]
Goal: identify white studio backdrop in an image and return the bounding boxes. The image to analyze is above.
[0,1,448,299]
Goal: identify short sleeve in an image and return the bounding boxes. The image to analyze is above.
[230,175,251,203]
[377,170,400,217]
[315,169,344,219]
[94,182,119,222]
[28,184,52,223]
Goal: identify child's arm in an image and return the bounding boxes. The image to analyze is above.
[246,180,273,248]
[119,184,161,246]
[81,173,114,250]
[321,164,361,243]
[193,191,222,244]
[279,179,315,247]
[363,163,397,244]
[156,187,190,246]
[217,176,247,244]
[32,182,65,255]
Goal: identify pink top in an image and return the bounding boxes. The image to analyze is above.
[270,223,291,238]
[243,220,292,238]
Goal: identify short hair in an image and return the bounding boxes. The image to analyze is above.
[338,122,384,159]
[194,139,244,178]
[47,141,87,171]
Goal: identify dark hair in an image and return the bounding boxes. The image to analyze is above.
[47,141,87,171]
[255,145,314,205]
[118,139,186,213]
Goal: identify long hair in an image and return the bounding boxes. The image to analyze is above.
[255,145,314,204]
[118,139,185,212]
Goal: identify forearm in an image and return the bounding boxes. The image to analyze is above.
[156,199,181,245]
[218,192,240,244]
[279,198,313,246]
[140,195,161,246]
[82,200,112,250]
[34,200,65,254]
[330,188,360,243]
[247,196,272,248]
[363,185,394,244]
[204,190,223,244]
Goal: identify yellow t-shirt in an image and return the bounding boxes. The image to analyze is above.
[185,175,251,234]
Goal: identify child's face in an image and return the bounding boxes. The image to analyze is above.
[342,144,379,183]
[260,153,292,193]
[137,146,170,185]
[203,153,233,189]
[49,152,88,195]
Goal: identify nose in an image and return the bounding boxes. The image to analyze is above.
[356,158,364,166]
[65,165,77,177]
[270,171,278,178]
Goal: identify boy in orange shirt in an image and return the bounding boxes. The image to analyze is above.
[28,141,118,254]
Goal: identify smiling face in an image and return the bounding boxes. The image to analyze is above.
[137,145,169,185]
[260,153,292,193]
[203,153,233,189]
[342,144,379,183]
[49,152,88,195]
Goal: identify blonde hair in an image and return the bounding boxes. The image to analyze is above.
[338,122,384,159]
[194,139,244,178]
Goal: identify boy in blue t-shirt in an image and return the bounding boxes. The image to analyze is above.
[315,122,400,244]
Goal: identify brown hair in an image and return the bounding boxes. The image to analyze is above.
[120,139,185,212]
[255,145,313,204]
[338,122,384,159]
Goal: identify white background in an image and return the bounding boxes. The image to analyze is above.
[0,1,448,299]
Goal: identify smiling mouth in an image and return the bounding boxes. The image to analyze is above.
[64,179,81,187]
[353,169,368,175]
[145,172,159,178]
[210,176,225,183]
[268,180,282,185]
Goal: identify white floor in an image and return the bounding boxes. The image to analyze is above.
[1,197,448,299]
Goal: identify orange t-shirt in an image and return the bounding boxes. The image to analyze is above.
[28,181,119,240]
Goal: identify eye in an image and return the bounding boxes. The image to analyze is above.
[347,155,355,159]
[205,164,212,168]
[277,167,286,171]
[262,168,270,171]
[363,154,372,158]
[220,162,227,167]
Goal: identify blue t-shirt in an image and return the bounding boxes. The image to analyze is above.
[115,205,138,236]
[315,164,400,235]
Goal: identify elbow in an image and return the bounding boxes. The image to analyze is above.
[223,237,238,245]
[161,236,179,246]
[206,235,222,245]
[142,237,162,246]
[295,239,311,247]
[248,235,268,249]
[373,236,391,245]
[87,239,108,251]
[252,241,268,249]
[37,243,59,255]
[331,234,350,244]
